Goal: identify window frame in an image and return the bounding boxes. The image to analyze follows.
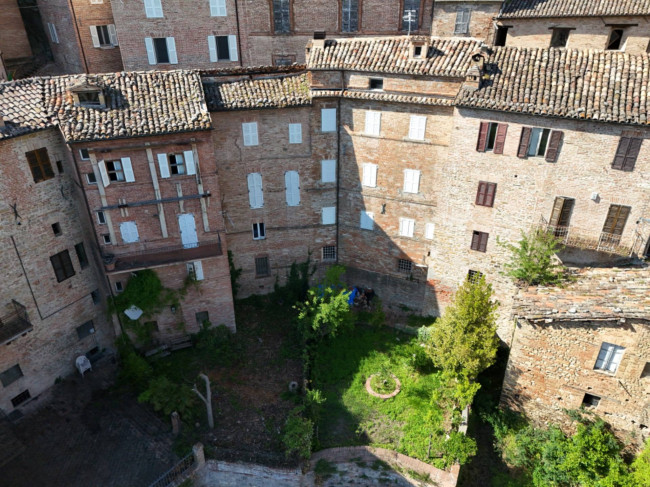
[50,249,76,283]
[594,342,625,374]
[0,364,24,387]
[252,222,266,240]
[606,28,625,50]
[272,0,291,34]
[168,153,186,175]
[322,245,337,261]
[550,27,570,48]
[26,148,55,183]
[144,0,164,18]
[86,172,97,185]
[255,256,270,277]
[11,390,31,408]
[397,258,413,274]
[399,217,415,238]
[401,0,421,33]
[475,181,497,208]
[471,231,489,252]
[341,0,359,33]
[106,160,125,182]
[75,242,89,269]
[454,8,471,34]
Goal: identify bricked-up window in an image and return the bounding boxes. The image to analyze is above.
[477,122,508,154]
[471,231,489,252]
[550,28,570,48]
[518,127,563,162]
[252,222,266,240]
[75,242,89,269]
[341,0,359,32]
[209,0,227,17]
[26,148,54,183]
[144,0,163,18]
[90,25,118,48]
[196,311,210,326]
[322,245,337,261]
[11,390,31,408]
[454,8,471,34]
[602,205,631,237]
[50,250,76,283]
[273,0,291,33]
[401,0,420,32]
[208,35,238,62]
[582,393,600,408]
[606,29,624,50]
[612,137,642,171]
[467,269,484,283]
[475,181,497,207]
[594,342,625,373]
[145,37,178,65]
[255,256,270,277]
[0,364,23,387]
[398,258,413,273]
[76,320,95,340]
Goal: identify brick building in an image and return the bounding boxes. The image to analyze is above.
[0,0,33,65]
[502,267,650,449]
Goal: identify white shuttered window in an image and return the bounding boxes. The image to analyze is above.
[166,37,178,64]
[285,171,300,206]
[399,218,415,237]
[425,223,435,240]
[242,122,259,146]
[365,111,381,136]
[321,159,336,183]
[121,157,135,182]
[360,211,374,230]
[409,115,427,140]
[403,169,420,193]
[322,207,336,225]
[362,163,377,187]
[594,343,625,373]
[144,0,163,18]
[289,123,302,144]
[247,172,264,208]
[321,108,337,132]
[208,35,238,62]
[120,221,140,243]
[210,0,227,16]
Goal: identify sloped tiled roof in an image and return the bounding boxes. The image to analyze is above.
[308,37,481,77]
[499,0,650,18]
[312,89,456,106]
[44,70,212,142]
[0,78,52,140]
[514,266,650,322]
[203,74,311,111]
[457,47,650,125]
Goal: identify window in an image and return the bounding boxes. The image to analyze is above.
[273,0,291,33]
[106,160,125,182]
[582,393,600,408]
[255,256,270,277]
[86,173,97,185]
[477,122,507,154]
[157,151,196,178]
[90,25,118,47]
[289,123,302,144]
[252,222,266,240]
[594,342,625,373]
[612,137,642,171]
[403,169,420,194]
[549,197,574,233]
[144,0,163,18]
[467,269,484,283]
[321,108,337,132]
[494,26,508,46]
[209,0,227,16]
[78,91,101,106]
[398,258,413,273]
[454,8,471,34]
[26,148,54,183]
[365,111,381,136]
[399,217,415,237]
[120,221,140,243]
[208,35,238,62]
[475,181,497,207]
[602,205,631,238]
[242,122,259,146]
[145,37,178,65]
[322,207,336,225]
[518,127,564,162]
[424,223,435,240]
[102,234,112,244]
[606,29,624,50]
[97,211,106,224]
[413,45,423,58]
[196,311,210,326]
[341,0,359,32]
[550,28,570,48]
[409,115,427,141]
[369,78,383,90]
[360,211,374,230]
[285,170,300,206]
[52,222,62,236]
[115,281,123,292]
[50,250,75,282]
[247,172,264,208]
[91,289,101,305]
[187,261,204,280]
[322,245,336,261]
[0,365,23,387]
[402,0,420,32]
[362,163,377,187]
[56,160,63,173]
[47,23,59,44]
[321,159,336,183]
[274,55,295,66]
[75,242,89,269]
[169,153,185,175]
[76,320,95,340]
[471,231,489,252]
[79,149,90,160]
[641,363,650,379]
[11,390,31,408]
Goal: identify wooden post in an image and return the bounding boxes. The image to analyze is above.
[192,373,214,429]
[171,411,181,437]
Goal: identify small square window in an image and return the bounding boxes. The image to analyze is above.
[255,256,270,277]
[90,289,100,304]
[97,211,106,224]
[582,393,600,408]
[114,281,123,292]
[322,245,336,261]
[102,234,111,244]
[413,46,423,57]
[606,29,624,50]
[369,78,383,90]
[0,364,24,387]
[468,269,484,283]
[79,148,90,160]
[52,222,62,236]
[11,390,31,408]
[550,28,570,48]
[86,173,97,185]
[56,160,63,173]
[195,311,210,326]
[398,258,413,274]
[641,363,650,379]
[76,320,95,340]
[78,91,101,106]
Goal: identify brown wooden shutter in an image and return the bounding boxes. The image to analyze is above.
[493,124,508,154]
[602,205,631,236]
[517,127,532,158]
[545,130,563,162]
[612,138,631,170]
[486,183,496,207]
[476,182,486,205]
[549,197,574,227]
[476,122,489,152]
[471,231,480,250]
[622,138,642,171]
[479,232,489,252]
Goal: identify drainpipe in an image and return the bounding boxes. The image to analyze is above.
[234,0,243,66]
[335,70,343,265]
[67,0,90,73]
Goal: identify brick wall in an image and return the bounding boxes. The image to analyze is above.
[432,1,501,41]
[70,0,123,73]
[0,0,32,61]
[37,0,85,73]
[0,129,112,414]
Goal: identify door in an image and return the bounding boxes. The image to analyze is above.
[178,214,198,249]
[549,197,574,238]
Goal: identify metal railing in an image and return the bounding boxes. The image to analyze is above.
[148,452,195,487]
[538,217,633,256]
[0,301,32,346]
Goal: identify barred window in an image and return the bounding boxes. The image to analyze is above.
[398,258,413,273]
[322,246,336,261]
[402,0,420,32]
[11,390,31,407]
[341,0,359,32]
[467,269,484,283]
[255,256,270,277]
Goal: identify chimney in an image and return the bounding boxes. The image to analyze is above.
[464,51,486,92]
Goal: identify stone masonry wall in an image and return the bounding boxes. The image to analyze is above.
[0,129,112,414]
[431,1,501,42]
[0,0,32,61]
[37,0,85,73]
[70,0,123,73]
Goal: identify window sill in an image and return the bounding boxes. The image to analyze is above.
[97,45,117,50]
[593,368,617,377]
[403,137,429,144]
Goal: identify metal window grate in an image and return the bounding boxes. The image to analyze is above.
[322,246,336,261]
[255,256,270,277]
[398,258,413,273]
[11,390,31,408]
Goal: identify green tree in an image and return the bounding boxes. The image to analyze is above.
[138,376,197,420]
[631,440,650,487]
[425,275,499,379]
[500,228,566,286]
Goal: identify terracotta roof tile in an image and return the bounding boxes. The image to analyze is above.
[312,89,455,106]
[457,47,650,126]
[0,78,51,140]
[307,36,482,77]
[499,0,650,18]
[203,73,311,111]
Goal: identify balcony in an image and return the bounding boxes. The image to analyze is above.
[0,301,33,346]
[538,218,634,256]
[104,238,223,274]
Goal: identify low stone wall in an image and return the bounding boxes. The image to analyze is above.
[311,446,459,487]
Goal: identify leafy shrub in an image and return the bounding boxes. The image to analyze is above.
[228,250,242,299]
[436,431,477,469]
[282,406,314,460]
[274,257,314,305]
[193,323,241,367]
[116,335,153,390]
[499,229,567,286]
[138,376,196,420]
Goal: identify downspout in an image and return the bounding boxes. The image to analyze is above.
[335,70,343,265]
[234,0,243,66]
[67,0,90,73]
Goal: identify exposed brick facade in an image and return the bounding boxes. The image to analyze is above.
[0,0,32,62]
[432,0,501,41]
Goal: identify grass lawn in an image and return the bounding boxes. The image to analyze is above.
[312,324,454,466]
